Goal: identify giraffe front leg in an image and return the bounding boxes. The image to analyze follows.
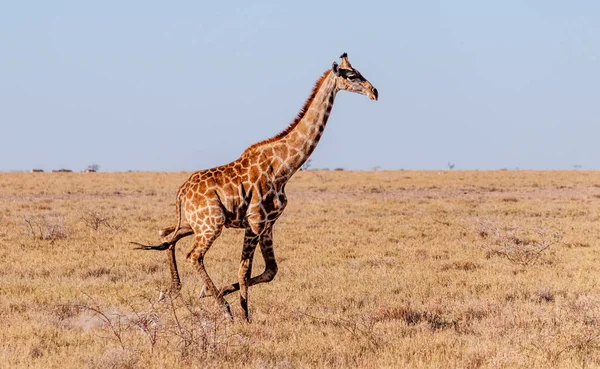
[206,226,278,298]
[238,230,259,322]
[249,227,278,286]
[199,231,258,299]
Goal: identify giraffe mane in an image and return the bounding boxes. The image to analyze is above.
[243,69,332,154]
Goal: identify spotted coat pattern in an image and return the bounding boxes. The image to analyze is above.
[146,53,378,321]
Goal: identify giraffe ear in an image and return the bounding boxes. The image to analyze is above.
[332,62,340,76]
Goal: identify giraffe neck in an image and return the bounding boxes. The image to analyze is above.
[279,71,337,177]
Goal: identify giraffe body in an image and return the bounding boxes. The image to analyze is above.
[135,53,378,321]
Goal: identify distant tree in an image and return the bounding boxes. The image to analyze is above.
[300,159,312,171]
[573,164,582,169]
[87,164,100,172]
[372,165,381,171]
[447,162,455,170]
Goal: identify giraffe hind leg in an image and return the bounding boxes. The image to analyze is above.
[167,243,182,295]
[131,225,193,301]
[188,229,233,319]
[154,242,184,303]
[164,226,194,296]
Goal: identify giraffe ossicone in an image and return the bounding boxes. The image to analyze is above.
[133,53,378,322]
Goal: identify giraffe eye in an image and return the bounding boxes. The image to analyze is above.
[339,68,361,82]
[344,71,361,81]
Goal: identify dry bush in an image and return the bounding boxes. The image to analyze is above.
[536,287,555,303]
[372,304,465,332]
[162,296,239,361]
[77,293,239,363]
[298,311,382,350]
[82,267,112,279]
[80,210,121,232]
[78,294,129,350]
[22,215,68,242]
[474,218,562,266]
[526,295,600,366]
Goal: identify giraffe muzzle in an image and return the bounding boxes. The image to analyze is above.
[369,88,379,101]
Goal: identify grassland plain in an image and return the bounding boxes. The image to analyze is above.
[1,170,600,368]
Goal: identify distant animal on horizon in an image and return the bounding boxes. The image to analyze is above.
[132,53,378,322]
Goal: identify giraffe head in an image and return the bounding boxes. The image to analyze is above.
[332,53,378,101]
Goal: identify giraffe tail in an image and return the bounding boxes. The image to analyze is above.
[168,186,185,244]
[130,186,185,251]
[130,241,170,251]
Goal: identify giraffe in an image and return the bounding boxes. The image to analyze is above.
[132,53,378,321]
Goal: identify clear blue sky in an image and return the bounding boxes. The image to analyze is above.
[1,1,599,171]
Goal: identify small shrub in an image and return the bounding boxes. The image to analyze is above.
[299,312,381,350]
[474,218,562,266]
[536,287,555,303]
[83,267,112,279]
[23,215,68,242]
[78,293,238,362]
[80,210,120,232]
[367,185,385,194]
[372,305,458,331]
[440,261,480,272]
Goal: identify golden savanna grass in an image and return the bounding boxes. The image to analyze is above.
[1,170,600,368]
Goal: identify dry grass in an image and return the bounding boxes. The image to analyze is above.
[1,170,600,368]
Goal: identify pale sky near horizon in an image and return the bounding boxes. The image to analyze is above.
[1,1,599,172]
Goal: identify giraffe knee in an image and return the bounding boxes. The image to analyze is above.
[186,250,204,264]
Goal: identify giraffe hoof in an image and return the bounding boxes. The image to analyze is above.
[223,301,233,320]
[157,290,180,303]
